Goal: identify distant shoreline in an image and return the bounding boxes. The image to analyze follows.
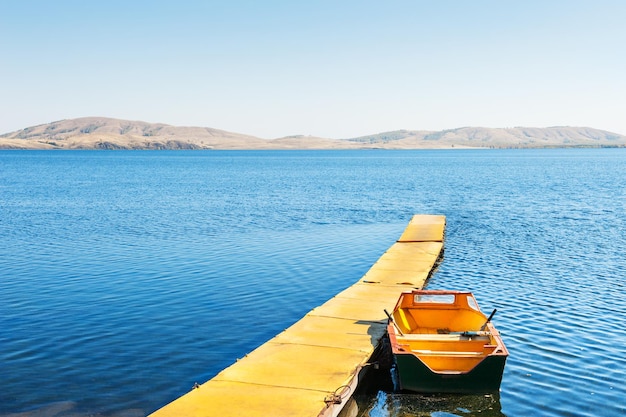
[2,117,625,150]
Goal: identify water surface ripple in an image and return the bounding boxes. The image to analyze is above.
[1,149,625,416]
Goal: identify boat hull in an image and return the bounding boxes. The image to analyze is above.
[394,351,507,393]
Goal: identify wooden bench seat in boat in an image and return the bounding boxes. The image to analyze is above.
[396,333,490,341]
[411,350,484,356]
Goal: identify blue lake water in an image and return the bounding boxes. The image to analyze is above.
[1,149,625,416]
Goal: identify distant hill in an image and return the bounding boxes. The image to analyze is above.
[1,117,625,149]
[346,127,626,149]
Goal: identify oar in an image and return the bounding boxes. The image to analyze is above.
[384,309,404,336]
[480,308,497,331]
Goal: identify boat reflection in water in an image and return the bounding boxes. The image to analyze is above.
[337,334,505,417]
[339,368,505,417]
[353,391,505,417]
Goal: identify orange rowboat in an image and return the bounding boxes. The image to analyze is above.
[386,290,508,393]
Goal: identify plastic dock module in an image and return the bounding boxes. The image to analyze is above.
[148,214,445,417]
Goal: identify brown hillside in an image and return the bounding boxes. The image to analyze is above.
[1,117,625,149]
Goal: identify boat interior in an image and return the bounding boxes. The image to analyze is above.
[390,291,506,372]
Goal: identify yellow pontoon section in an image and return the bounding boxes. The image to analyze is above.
[148,214,445,417]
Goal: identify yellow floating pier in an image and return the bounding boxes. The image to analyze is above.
[149,214,445,417]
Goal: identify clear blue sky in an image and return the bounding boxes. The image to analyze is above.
[1,0,625,138]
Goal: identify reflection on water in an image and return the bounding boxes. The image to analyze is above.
[362,391,504,417]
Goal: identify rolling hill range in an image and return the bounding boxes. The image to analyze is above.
[1,117,625,150]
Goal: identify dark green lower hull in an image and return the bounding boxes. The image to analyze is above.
[394,354,507,393]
